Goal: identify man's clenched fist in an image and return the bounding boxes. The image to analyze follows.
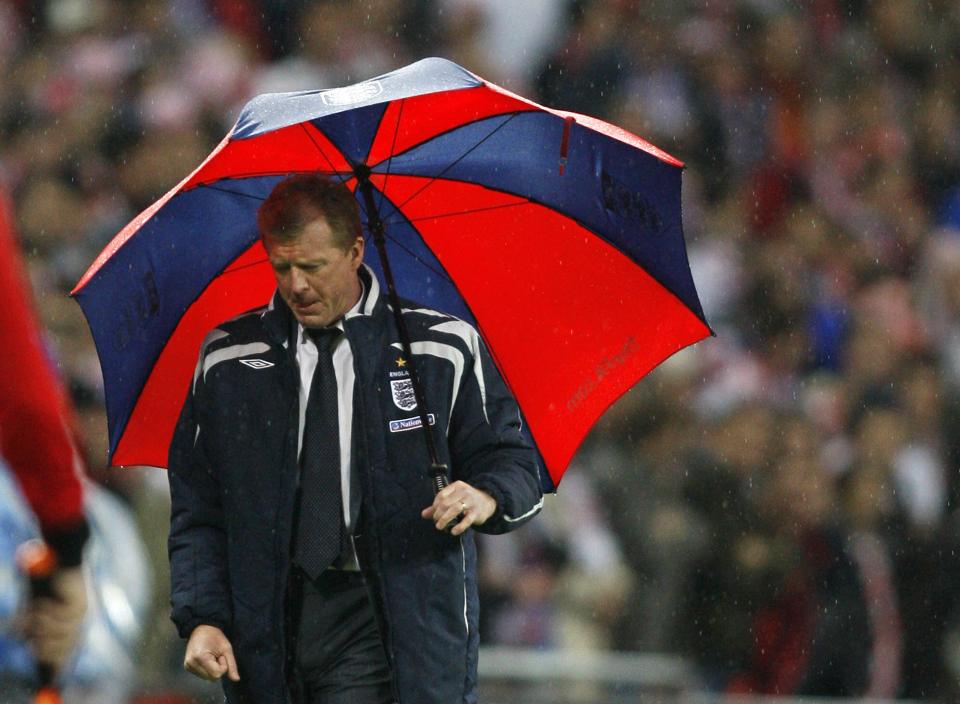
[184,624,241,682]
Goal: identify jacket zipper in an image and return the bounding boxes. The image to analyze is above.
[278,342,302,704]
[346,323,402,704]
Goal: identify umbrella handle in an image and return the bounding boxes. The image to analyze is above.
[15,541,64,702]
[431,464,465,532]
[430,463,450,494]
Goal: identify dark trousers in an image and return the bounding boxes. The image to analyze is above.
[288,567,393,704]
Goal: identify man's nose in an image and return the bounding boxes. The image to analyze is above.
[290,268,309,293]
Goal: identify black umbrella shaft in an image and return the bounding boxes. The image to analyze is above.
[356,176,450,492]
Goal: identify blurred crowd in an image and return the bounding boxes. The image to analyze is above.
[2,0,960,700]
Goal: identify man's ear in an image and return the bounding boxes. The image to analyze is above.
[351,236,365,268]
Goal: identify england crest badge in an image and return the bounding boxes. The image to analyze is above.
[390,378,417,411]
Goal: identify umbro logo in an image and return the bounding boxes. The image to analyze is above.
[239,358,274,369]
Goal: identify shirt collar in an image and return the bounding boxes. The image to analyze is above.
[348,264,379,319]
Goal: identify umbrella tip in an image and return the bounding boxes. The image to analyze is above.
[353,163,372,182]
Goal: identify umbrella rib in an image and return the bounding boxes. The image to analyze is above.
[389,112,520,212]
[365,183,456,280]
[221,255,268,275]
[299,123,352,186]
[376,98,406,216]
[381,199,531,226]
[198,183,268,202]
[379,230,450,280]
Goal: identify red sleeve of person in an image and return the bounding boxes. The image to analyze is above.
[0,188,89,566]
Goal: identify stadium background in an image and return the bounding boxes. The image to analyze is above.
[3,0,960,701]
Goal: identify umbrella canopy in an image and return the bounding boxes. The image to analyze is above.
[73,57,710,491]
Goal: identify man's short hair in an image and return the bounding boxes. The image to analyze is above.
[257,173,362,250]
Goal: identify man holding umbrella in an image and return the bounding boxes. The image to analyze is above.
[168,173,543,703]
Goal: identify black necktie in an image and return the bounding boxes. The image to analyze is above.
[293,327,342,580]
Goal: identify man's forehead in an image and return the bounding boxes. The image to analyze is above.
[266,242,330,263]
[265,218,335,249]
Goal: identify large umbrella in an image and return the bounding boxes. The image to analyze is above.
[72,57,711,492]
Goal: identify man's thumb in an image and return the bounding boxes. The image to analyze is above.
[223,652,241,681]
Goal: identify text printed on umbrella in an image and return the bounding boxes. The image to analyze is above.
[116,269,160,351]
[566,336,638,411]
[601,171,663,235]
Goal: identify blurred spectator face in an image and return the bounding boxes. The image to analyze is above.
[916,81,960,175]
[119,128,211,209]
[765,326,812,379]
[802,373,849,436]
[744,239,812,351]
[759,13,809,84]
[778,414,819,461]
[63,90,114,149]
[767,455,837,534]
[899,364,941,434]
[854,407,907,469]
[844,465,893,531]
[16,177,86,249]
[637,414,694,478]
[863,166,928,270]
[514,565,555,604]
[9,123,72,179]
[298,2,354,64]
[182,32,255,115]
[844,320,902,392]
[932,242,960,317]
[711,403,775,476]
[580,0,624,49]
[870,0,930,67]
[782,204,832,265]
[808,98,847,154]
[138,72,202,132]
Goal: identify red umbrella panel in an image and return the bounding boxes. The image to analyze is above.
[72,58,711,491]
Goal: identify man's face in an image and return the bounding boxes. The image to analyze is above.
[265,216,364,328]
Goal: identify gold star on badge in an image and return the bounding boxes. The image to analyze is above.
[396,357,407,368]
